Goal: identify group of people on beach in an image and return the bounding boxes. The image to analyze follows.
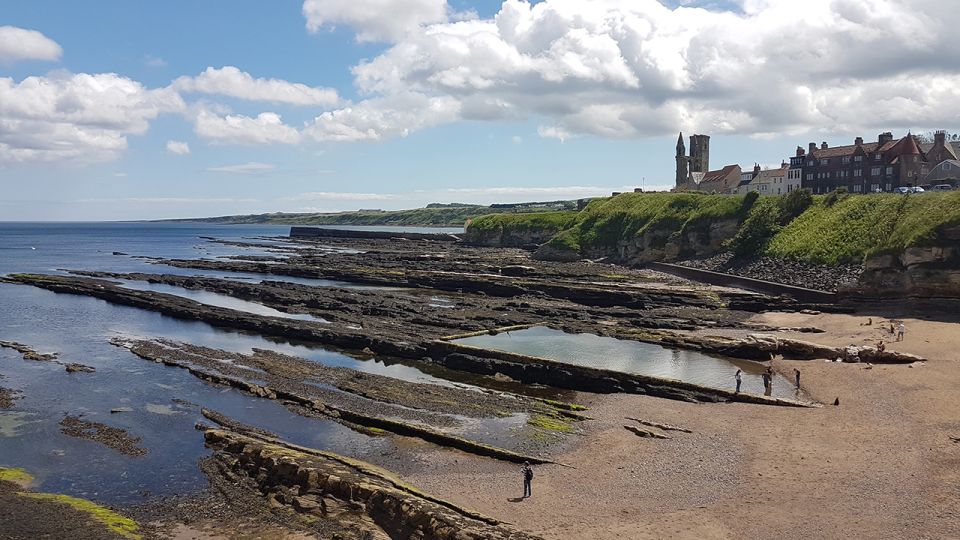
[735,366,801,395]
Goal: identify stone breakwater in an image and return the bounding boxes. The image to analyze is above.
[202,427,543,540]
[675,253,864,293]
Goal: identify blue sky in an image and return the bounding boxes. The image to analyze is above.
[1,0,956,220]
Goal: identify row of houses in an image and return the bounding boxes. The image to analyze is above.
[675,131,960,195]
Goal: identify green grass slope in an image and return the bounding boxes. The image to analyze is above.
[768,192,960,264]
[465,191,960,265]
[538,192,752,256]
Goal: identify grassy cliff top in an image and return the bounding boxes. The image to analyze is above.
[465,191,960,264]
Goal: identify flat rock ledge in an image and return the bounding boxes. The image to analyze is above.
[203,427,542,540]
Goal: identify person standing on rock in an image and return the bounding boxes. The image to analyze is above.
[794,368,801,389]
[897,322,905,342]
[735,369,742,393]
[761,369,772,396]
[522,461,534,498]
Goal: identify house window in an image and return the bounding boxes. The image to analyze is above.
[854,169,862,177]
[842,156,851,164]
[820,158,830,165]
[886,183,892,191]
[854,155,863,162]
[886,167,893,175]
[806,173,813,181]
[871,167,881,176]
[808,160,815,166]
[874,154,881,160]
[946,163,952,170]
[853,184,862,193]
[871,184,879,192]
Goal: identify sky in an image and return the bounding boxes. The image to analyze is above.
[1,0,958,220]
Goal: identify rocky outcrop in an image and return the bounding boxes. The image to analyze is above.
[846,242,960,300]
[617,219,740,265]
[653,333,925,364]
[203,427,543,540]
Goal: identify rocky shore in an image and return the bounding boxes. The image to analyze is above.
[676,252,864,292]
[2,229,950,539]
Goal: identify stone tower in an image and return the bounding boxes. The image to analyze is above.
[689,134,710,174]
[675,132,688,186]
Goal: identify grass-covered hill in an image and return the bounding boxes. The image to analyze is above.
[466,190,960,265]
[157,201,578,228]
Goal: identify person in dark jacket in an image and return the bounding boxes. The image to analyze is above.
[522,461,533,498]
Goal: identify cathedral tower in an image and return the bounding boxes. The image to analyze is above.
[675,132,688,186]
[689,134,710,174]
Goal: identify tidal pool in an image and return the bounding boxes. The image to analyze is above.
[455,327,798,398]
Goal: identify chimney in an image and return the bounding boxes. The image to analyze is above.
[855,136,863,146]
[878,132,894,144]
[809,142,817,155]
[935,130,946,145]
[821,141,828,150]
[796,146,805,157]
[753,163,761,176]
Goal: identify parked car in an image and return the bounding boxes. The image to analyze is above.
[911,186,925,193]
[931,184,955,192]
[896,187,911,194]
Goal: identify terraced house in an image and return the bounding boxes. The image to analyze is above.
[795,132,928,193]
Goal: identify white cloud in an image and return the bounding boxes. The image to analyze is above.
[537,125,572,142]
[0,72,184,165]
[302,0,450,42]
[174,66,339,106]
[304,93,459,141]
[0,26,62,63]
[145,55,167,68]
[328,0,960,141]
[511,135,522,144]
[193,109,301,145]
[206,162,276,174]
[166,140,190,155]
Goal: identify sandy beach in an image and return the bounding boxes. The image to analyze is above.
[405,309,960,539]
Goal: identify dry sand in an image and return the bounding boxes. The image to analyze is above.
[405,309,960,539]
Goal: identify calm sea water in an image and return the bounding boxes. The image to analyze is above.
[0,222,459,507]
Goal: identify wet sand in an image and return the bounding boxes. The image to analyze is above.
[404,310,960,539]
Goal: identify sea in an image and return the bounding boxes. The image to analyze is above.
[0,222,460,507]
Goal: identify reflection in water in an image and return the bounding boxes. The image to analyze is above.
[455,327,797,397]
[116,280,327,322]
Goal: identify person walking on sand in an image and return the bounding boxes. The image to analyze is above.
[794,368,801,389]
[897,322,905,342]
[735,369,742,393]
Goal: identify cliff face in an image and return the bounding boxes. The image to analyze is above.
[846,234,960,299]
[615,219,739,264]
[463,211,578,248]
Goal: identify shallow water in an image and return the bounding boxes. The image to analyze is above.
[0,222,466,508]
[116,279,329,323]
[455,327,798,398]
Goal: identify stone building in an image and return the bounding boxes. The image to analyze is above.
[923,159,960,186]
[735,163,789,195]
[798,132,927,193]
[675,132,740,192]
